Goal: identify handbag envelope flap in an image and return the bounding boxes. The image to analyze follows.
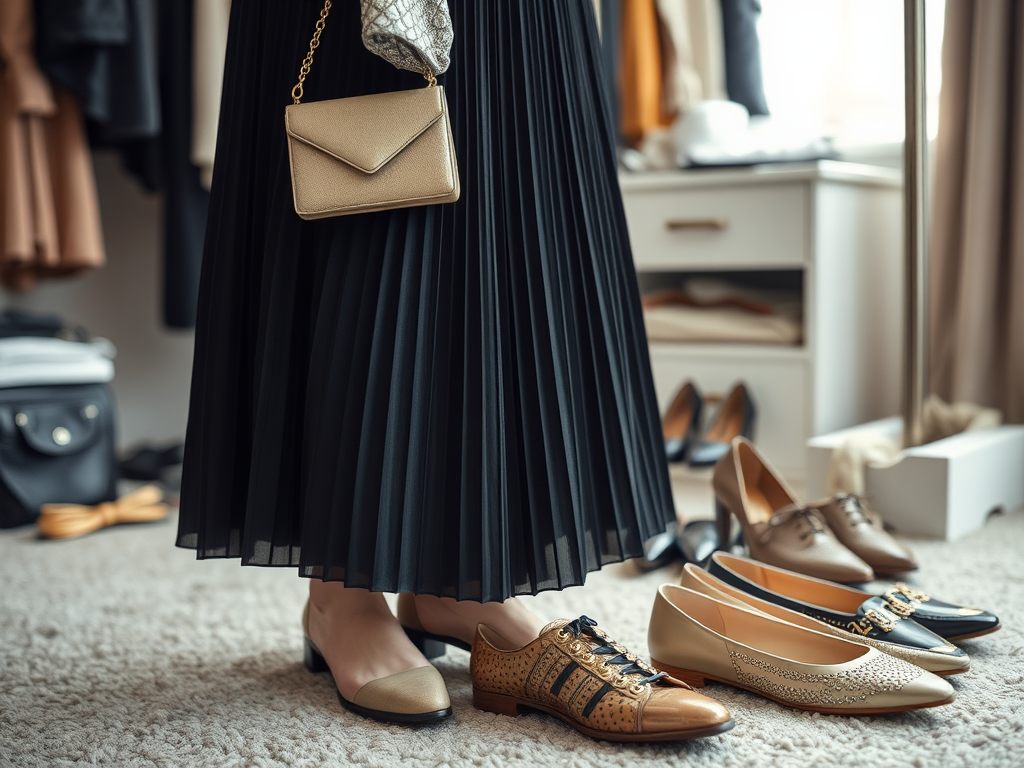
[285,87,446,175]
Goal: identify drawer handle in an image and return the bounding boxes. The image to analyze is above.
[665,218,728,231]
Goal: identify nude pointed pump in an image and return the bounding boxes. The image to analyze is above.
[648,585,955,715]
[713,436,874,583]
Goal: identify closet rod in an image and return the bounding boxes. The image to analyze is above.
[903,0,928,448]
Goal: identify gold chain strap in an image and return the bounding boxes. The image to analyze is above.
[290,0,438,104]
[292,0,333,105]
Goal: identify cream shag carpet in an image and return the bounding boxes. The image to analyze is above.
[2,507,1022,768]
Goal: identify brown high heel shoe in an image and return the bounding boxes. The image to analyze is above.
[713,437,874,583]
[661,381,702,463]
[688,382,755,468]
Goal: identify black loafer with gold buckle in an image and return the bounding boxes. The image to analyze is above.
[877,583,1000,642]
[707,553,970,675]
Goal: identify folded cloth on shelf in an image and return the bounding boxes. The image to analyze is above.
[0,337,116,387]
[643,304,802,343]
[642,278,802,344]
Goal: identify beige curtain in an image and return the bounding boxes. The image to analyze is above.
[929,0,1024,423]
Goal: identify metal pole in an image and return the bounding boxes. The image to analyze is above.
[903,0,929,448]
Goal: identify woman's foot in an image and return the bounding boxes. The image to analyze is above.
[411,594,547,650]
[306,580,435,703]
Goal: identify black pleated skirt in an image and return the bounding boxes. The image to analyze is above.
[177,0,674,602]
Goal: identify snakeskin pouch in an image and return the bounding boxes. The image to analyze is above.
[360,0,453,77]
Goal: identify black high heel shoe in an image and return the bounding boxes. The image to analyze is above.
[635,518,733,572]
[662,381,703,463]
[688,382,756,468]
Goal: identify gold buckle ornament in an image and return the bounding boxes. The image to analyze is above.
[884,590,917,617]
[864,608,899,633]
[894,583,931,603]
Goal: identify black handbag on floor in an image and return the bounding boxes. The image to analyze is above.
[0,383,118,529]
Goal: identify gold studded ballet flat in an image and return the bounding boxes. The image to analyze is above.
[648,585,956,715]
[471,615,735,742]
[678,562,969,676]
[302,602,452,725]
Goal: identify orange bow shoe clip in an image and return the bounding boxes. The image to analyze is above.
[36,485,169,539]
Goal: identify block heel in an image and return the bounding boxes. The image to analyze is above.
[714,498,734,555]
[473,687,524,717]
[651,659,708,688]
[303,636,329,674]
[403,627,451,660]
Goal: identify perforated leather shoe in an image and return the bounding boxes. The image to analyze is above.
[679,562,970,675]
[649,585,956,714]
[471,616,734,742]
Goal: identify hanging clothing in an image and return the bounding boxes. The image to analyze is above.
[157,0,209,329]
[719,0,769,115]
[176,0,674,602]
[34,0,162,190]
[0,0,105,290]
[656,0,727,115]
[192,0,231,190]
[620,0,673,145]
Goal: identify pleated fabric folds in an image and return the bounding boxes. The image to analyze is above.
[177,0,674,602]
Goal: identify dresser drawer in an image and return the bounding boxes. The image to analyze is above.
[649,346,809,478]
[622,183,808,270]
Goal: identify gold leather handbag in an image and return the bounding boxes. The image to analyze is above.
[285,1,460,220]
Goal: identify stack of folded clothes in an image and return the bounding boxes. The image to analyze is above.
[642,278,802,345]
[0,334,115,387]
[0,309,115,385]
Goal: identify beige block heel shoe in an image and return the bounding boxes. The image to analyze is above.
[302,602,452,725]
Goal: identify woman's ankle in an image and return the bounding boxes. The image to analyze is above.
[412,594,545,649]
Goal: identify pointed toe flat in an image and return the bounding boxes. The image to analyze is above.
[705,553,972,675]
[649,585,956,714]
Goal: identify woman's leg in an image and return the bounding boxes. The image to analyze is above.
[411,594,547,649]
[307,581,433,701]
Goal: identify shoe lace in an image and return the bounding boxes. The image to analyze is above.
[760,504,828,543]
[562,616,666,686]
[835,494,880,528]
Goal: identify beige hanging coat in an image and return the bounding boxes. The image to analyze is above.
[0,0,105,291]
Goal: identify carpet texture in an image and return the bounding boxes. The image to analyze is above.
[2,506,1022,768]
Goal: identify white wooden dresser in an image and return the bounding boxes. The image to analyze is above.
[619,161,903,479]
